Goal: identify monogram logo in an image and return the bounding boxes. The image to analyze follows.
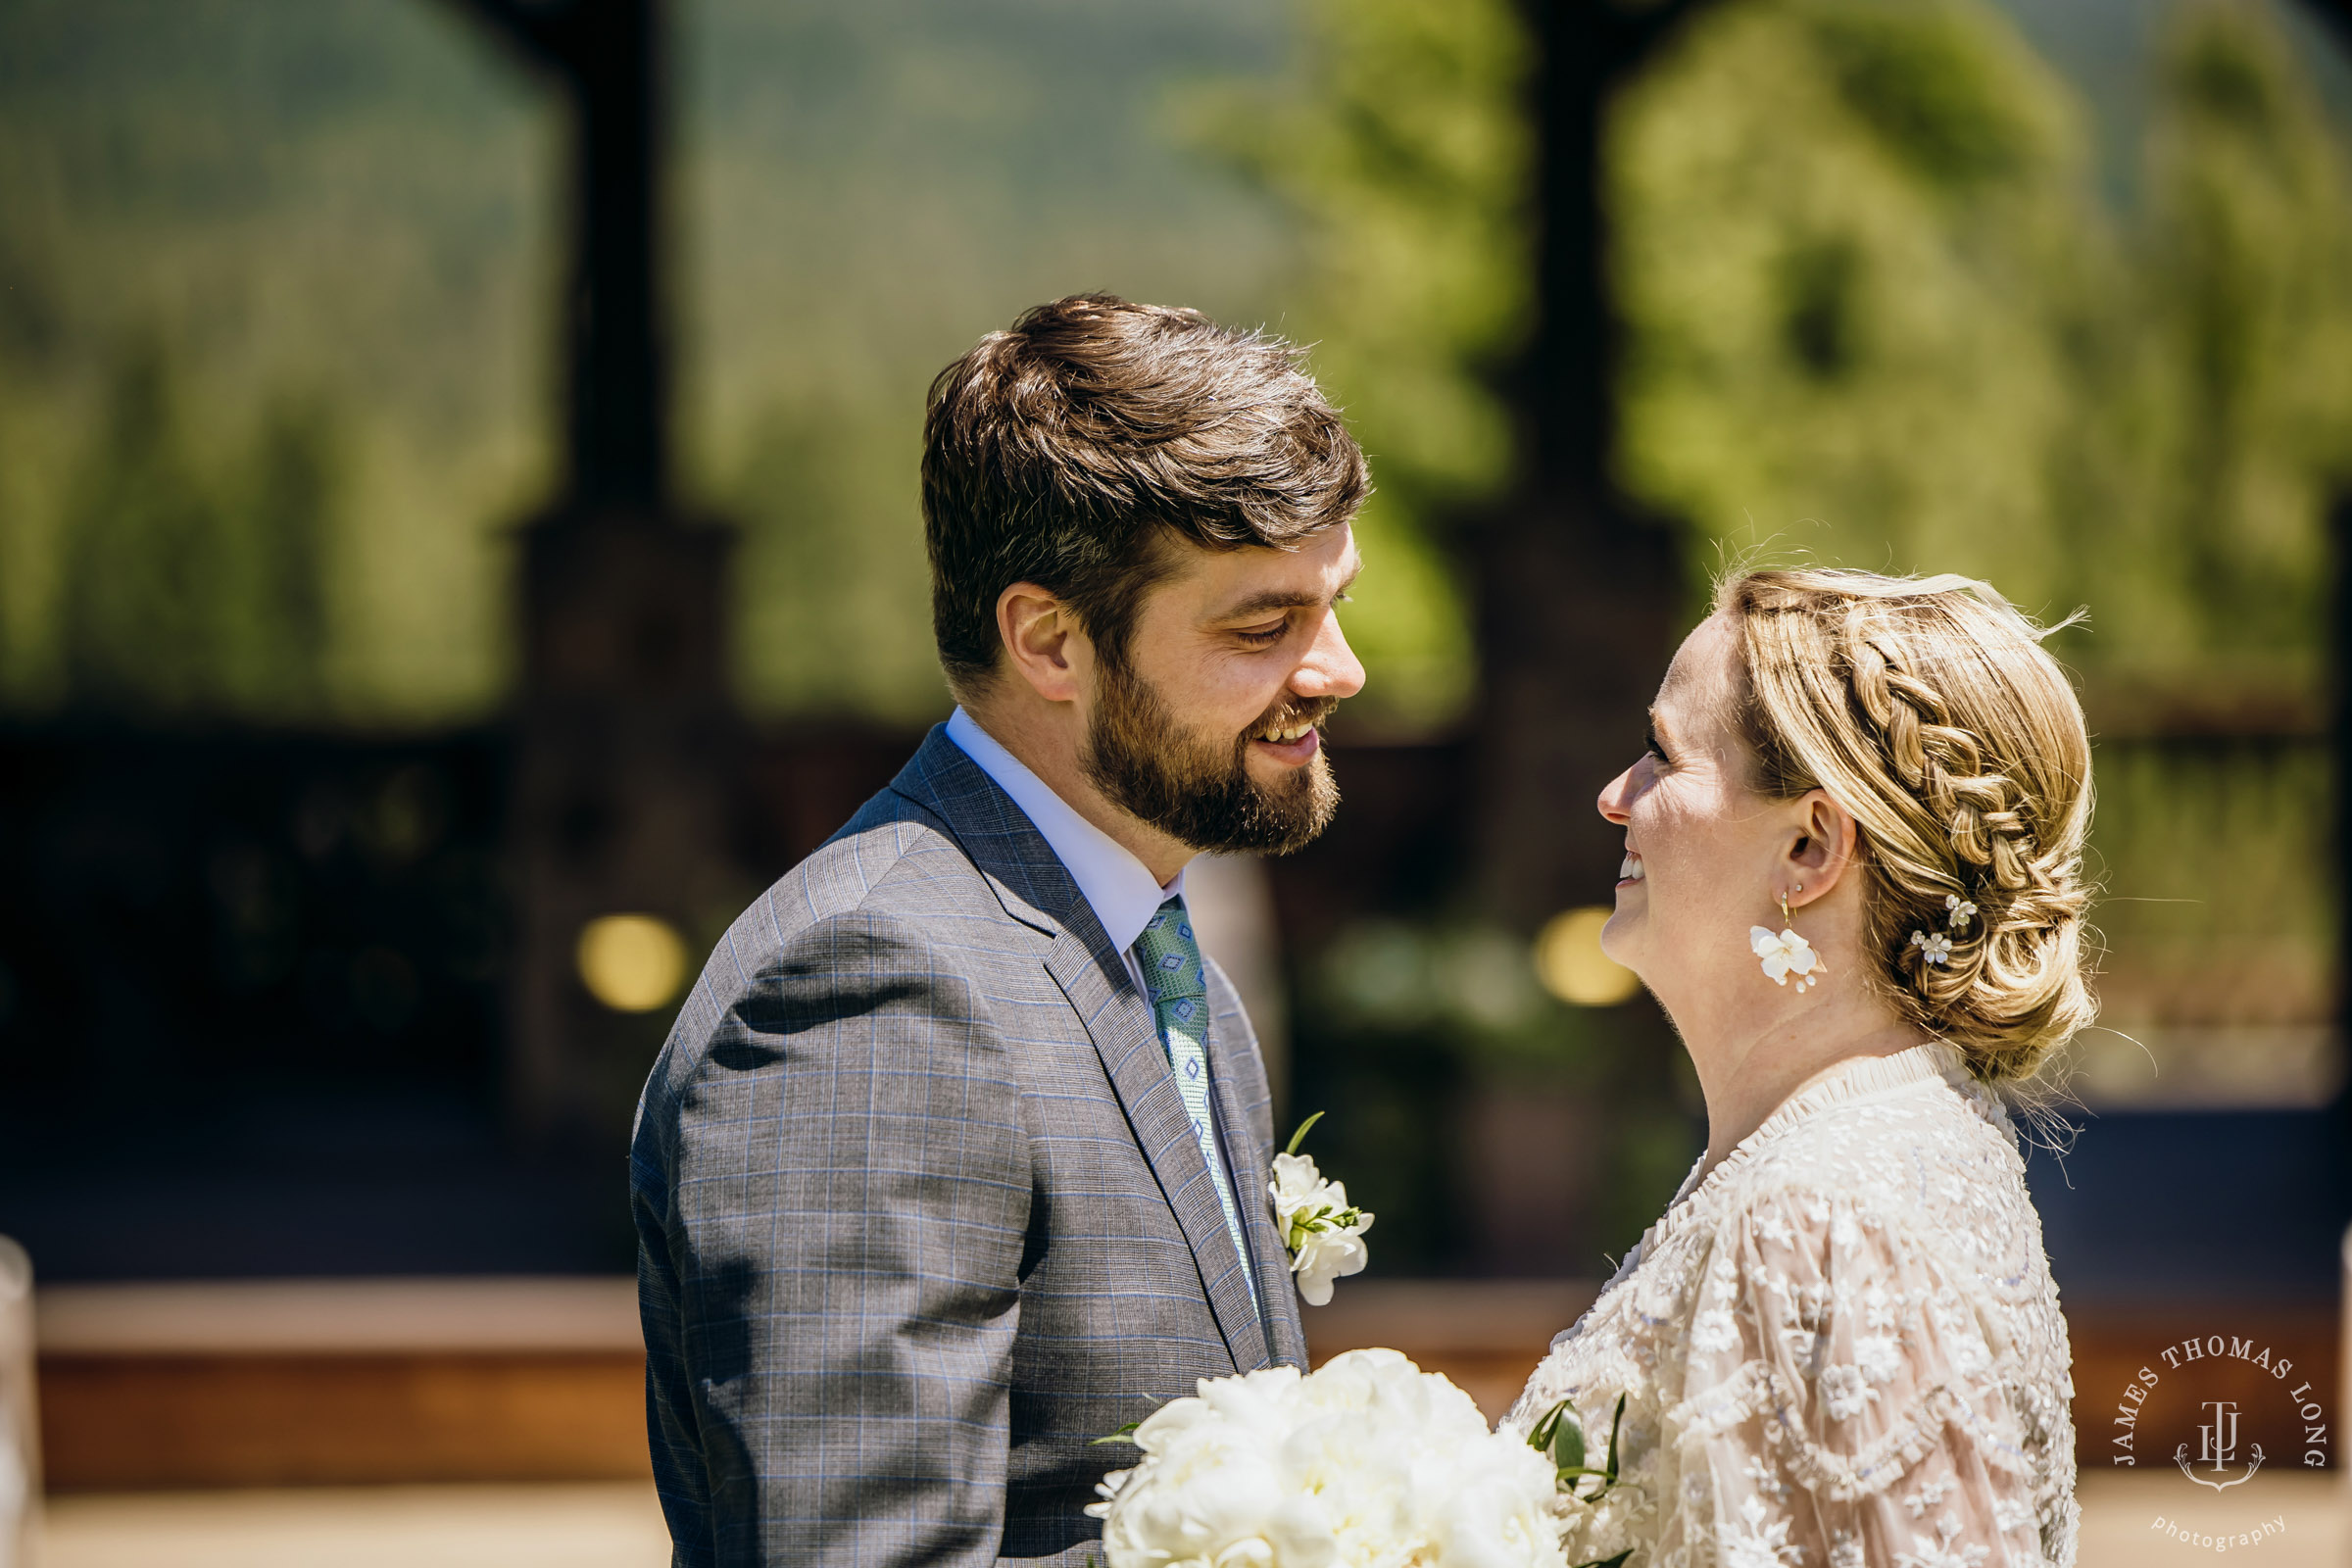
[2177,1399,2262,1492]
[2108,1328,2328,1553]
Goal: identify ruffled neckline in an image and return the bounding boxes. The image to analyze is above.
[1624,1041,1992,1272]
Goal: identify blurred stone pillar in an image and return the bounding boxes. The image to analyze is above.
[438,0,751,1151]
[509,509,742,1149]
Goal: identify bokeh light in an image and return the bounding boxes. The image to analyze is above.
[574,914,689,1014]
[1531,906,1642,1007]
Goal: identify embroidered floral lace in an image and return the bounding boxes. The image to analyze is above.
[1509,1044,2077,1568]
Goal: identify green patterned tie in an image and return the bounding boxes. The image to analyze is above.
[1134,897,1258,1314]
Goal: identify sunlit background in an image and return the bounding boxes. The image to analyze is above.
[1,0,2349,1560]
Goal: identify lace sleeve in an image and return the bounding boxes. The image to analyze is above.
[1665,1185,2046,1568]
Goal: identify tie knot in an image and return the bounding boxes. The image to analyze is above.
[1134,897,1207,1007]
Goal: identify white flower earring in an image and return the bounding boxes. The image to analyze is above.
[1750,887,1825,992]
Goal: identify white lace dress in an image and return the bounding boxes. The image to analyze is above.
[1508,1045,2077,1568]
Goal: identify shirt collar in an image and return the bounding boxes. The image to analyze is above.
[945,707,1185,956]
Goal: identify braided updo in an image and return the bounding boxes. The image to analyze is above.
[1718,568,2095,1083]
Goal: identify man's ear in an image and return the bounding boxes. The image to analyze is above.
[996,581,1090,705]
[1786,789,1859,907]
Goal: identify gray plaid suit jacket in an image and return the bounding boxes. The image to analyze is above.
[632,725,1311,1567]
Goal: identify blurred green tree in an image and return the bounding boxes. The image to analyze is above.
[1612,0,2104,622]
[2126,0,2352,665]
[1181,0,1529,730]
[56,344,342,721]
[58,343,229,714]
[1230,0,2352,1269]
[226,399,339,712]
[727,399,941,724]
[1612,0,2352,683]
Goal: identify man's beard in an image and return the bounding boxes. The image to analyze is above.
[1080,659,1341,857]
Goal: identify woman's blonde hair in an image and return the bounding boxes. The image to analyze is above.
[1716,567,2094,1083]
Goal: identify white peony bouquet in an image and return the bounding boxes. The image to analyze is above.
[1088,1349,1568,1568]
[1270,1113,1373,1306]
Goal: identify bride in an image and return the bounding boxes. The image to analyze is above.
[1511,568,2088,1568]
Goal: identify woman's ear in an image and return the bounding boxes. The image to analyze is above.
[1787,790,1858,908]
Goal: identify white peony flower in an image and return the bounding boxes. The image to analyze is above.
[1269,1152,1374,1307]
[1090,1349,1570,1568]
[1749,926,1824,991]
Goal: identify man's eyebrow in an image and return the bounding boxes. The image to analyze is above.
[1212,558,1364,622]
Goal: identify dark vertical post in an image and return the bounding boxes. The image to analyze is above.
[564,0,664,509]
[1453,0,1709,1268]
[443,0,741,1150]
[1470,0,1698,934]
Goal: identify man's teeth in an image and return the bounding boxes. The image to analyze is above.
[1620,855,1645,881]
[1255,722,1314,743]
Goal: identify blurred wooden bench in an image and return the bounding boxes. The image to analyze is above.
[37,1278,649,1490]
[34,1276,2337,1490]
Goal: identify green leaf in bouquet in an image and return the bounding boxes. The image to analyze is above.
[1571,1552,1633,1568]
[1528,1396,1592,1485]
[1540,1393,1629,1502]
[1526,1397,1568,1457]
[1285,1110,1327,1156]
[1550,1403,1587,1474]
[1089,1421,1143,1446]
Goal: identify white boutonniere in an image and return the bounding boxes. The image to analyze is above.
[1269,1112,1373,1305]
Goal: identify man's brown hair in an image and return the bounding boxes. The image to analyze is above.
[921,294,1370,695]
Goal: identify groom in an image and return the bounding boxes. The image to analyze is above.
[631,294,1369,1566]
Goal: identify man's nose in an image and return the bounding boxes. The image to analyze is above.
[1291,610,1365,701]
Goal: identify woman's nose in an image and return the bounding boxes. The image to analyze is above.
[1597,763,1637,825]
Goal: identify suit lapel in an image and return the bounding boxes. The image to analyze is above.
[1204,1008,1306,1371]
[892,725,1269,1372]
[1044,929,1268,1373]
[883,726,1070,936]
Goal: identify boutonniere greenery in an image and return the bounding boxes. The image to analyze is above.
[1268,1111,1374,1305]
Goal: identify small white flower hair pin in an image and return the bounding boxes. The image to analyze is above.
[1750,923,1824,991]
[1911,929,1954,965]
[1945,894,1978,931]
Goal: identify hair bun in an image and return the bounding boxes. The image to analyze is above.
[1722,567,2094,1083]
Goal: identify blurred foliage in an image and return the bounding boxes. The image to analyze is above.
[57,342,334,717]
[1614,0,2352,672]
[681,0,1303,723]
[0,0,554,724]
[16,0,2336,735]
[1230,0,2352,1272]
[1296,911,1704,1271]
[2087,736,2334,1031]
[0,0,1298,727]
[1182,0,1530,729]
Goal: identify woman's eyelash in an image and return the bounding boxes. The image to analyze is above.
[1645,725,1670,761]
